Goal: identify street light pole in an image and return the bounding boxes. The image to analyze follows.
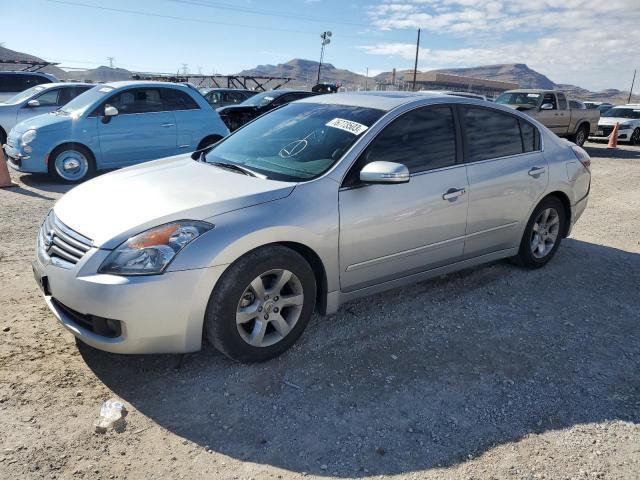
[412,28,421,92]
[317,31,332,85]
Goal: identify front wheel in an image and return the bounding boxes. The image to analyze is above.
[515,196,566,268]
[204,245,317,362]
[631,128,640,145]
[50,145,95,183]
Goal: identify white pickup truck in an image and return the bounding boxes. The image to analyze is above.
[495,89,600,146]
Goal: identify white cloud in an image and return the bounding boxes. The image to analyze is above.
[361,0,640,90]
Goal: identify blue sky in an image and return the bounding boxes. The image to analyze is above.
[4,0,638,92]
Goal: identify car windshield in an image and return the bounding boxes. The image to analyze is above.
[204,102,385,181]
[57,85,112,115]
[2,85,47,105]
[240,91,281,107]
[601,108,640,119]
[495,92,540,108]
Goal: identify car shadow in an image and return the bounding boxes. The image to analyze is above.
[584,143,640,159]
[79,238,640,477]
[17,173,76,194]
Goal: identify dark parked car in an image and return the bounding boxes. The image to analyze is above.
[201,88,256,108]
[216,89,319,131]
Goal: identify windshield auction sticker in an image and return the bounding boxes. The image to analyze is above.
[326,118,369,135]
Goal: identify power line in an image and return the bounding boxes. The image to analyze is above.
[167,0,371,28]
[42,0,365,39]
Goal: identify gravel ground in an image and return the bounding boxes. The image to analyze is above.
[1,142,639,480]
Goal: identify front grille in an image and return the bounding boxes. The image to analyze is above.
[600,125,614,136]
[39,211,93,266]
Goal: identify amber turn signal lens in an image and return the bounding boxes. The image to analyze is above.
[127,224,180,249]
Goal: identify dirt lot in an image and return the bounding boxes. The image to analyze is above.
[1,142,639,480]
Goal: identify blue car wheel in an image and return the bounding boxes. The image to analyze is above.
[51,146,94,183]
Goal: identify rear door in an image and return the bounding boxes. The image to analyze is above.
[339,105,469,291]
[96,87,177,166]
[461,106,548,258]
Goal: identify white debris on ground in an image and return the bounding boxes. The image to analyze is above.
[94,399,128,434]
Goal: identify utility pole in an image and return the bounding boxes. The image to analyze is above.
[628,69,637,104]
[365,67,368,91]
[412,28,421,91]
[317,31,332,85]
[181,63,189,75]
[107,56,114,68]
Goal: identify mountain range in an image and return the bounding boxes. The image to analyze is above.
[0,46,632,103]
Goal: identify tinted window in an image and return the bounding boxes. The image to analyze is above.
[0,74,51,92]
[463,107,524,161]
[519,119,540,153]
[557,93,567,110]
[363,106,457,175]
[57,86,91,105]
[226,91,246,104]
[106,88,164,114]
[34,88,60,107]
[161,88,199,110]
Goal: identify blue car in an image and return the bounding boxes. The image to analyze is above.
[5,81,229,182]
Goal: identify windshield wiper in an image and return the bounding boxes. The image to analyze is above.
[209,161,257,177]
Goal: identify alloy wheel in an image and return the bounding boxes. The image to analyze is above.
[530,207,560,258]
[236,269,304,348]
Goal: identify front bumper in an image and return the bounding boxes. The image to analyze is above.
[589,127,635,142]
[33,240,228,354]
[4,142,48,173]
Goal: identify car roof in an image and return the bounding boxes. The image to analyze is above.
[297,91,447,111]
[34,82,94,89]
[101,80,194,90]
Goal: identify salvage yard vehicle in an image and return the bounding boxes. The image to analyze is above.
[589,105,640,144]
[5,81,229,182]
[583,101,613,112]
[216,89,318,132]
[201,88,256,108]
[0,82,93,144]
[32,92,591,362]
[0,71,58,102]
[495,89,599,146]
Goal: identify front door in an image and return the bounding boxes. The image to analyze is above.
[535,92,566,134]
[339,106,469,292]
[460,106,549,257]
[97,87,177,166]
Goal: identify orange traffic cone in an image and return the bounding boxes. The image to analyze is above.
[0,145,17,188]
[607,122,619,149]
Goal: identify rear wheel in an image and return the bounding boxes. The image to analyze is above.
[516,196,566,268]
[204,245,316,362]
[572,124,589,147]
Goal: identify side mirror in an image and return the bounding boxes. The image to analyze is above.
[27,99,40,108]
[104,105,118,117]
[102,105,118,124]
[360,161,409,184]
[540,103,554,110]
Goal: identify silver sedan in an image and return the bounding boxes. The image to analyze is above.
[32,92,591,362]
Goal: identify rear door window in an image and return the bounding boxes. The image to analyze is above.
[462,107,525,161]
[557,93,568,110]
[160,88,199,110]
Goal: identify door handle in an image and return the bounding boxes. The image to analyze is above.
[528,166,546,177]
[442,188,466,201]
[160,123,175,128]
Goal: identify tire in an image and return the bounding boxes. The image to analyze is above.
[49,144,95,183]
[204,245,317,362]
[515,196,566,268]
[572,124,589,147]
[631,128,640,145]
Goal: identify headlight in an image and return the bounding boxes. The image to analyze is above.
[21,129,37,146]
[619,123,634,130]
[99,221,213,275]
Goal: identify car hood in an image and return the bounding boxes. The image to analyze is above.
[598,117,638,127]
[11,111,71,134]
[53,155,295,249]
